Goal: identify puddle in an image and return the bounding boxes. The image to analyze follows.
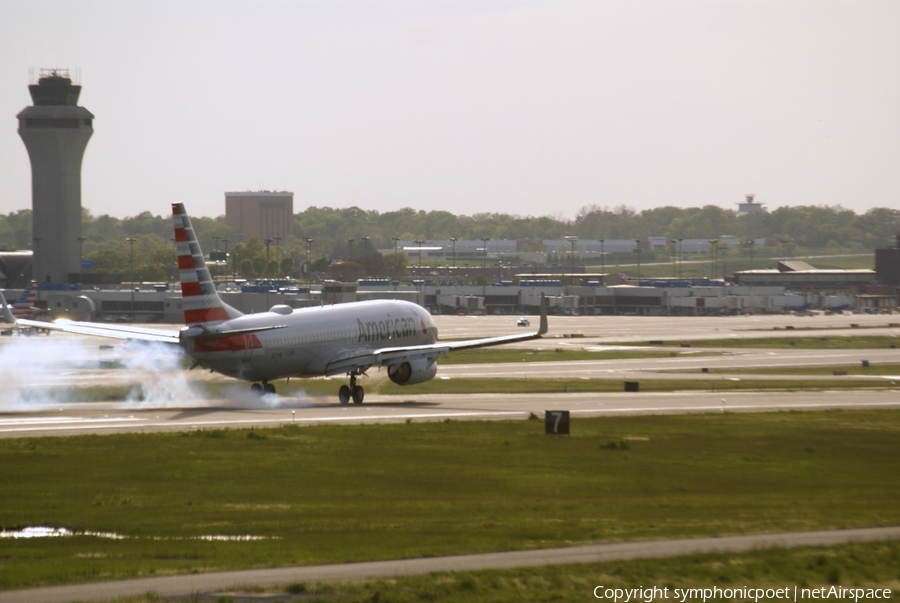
[0,526,124,539]
[1,526,273,541]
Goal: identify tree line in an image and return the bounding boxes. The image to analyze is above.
[0,204,897,283]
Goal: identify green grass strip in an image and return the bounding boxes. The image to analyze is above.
[687,364,900,377]
[1,410,899,589]
[437,347,693,364]
[637,335,900,349]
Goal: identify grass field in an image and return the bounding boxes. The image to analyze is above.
[1,410,899,591]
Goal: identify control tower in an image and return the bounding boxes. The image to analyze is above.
[17,69,94,287]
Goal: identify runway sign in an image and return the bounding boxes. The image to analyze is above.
[545,410,570,436]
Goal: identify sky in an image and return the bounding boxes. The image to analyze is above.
[1,0,898,220]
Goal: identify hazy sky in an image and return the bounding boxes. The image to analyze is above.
[2,0,898,219]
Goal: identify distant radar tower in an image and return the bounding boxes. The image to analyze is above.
[737,194,764,214]
[17,68,94,287]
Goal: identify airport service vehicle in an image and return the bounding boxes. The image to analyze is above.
[9,203,547,404]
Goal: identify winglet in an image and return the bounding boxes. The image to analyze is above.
[0,290,16,324]
[538,293,548,336]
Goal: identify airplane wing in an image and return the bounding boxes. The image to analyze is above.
[11,317,181,344]
[325,296,549,377]
[9,315,289,345]
[325,344,451,377]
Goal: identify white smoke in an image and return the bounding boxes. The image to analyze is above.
[117,340,204,408]
[0,333,204,410]
[0,332,314,411]
[0,334,96,410]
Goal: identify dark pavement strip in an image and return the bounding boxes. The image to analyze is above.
[3,526,899,603]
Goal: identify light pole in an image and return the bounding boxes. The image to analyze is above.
[305,237,314,285]
[221,239,230,285]
[391,237,400,279]
[264,238,273,307]
[449,237,457,268]
[31,237,40,306]
[480,238,490,270]
[414,240,425,268]
[361,236,370,276]
[678,238,683,279]
[274,237,282,276]
[670,240,677,277]
[722,243,728,279]
[213,236,221,281]
[77,236,86,284]
[598,239,605,276]
[264,238,273,283]
[347,238,355,262]
[126,237,136,316]
[635,239,641,278]
[709,239,718,280]
[564,236,577,275]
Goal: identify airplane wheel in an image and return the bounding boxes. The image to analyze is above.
[338,385,351,405]
[250,383,263,395]
[264,383,276,394]
[351,385,364,405]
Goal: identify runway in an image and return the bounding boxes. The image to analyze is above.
[2,389,899,438]
[1,312,899,437]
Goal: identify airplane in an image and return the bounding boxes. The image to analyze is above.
[12,203,548,404]
[7,281,46,318]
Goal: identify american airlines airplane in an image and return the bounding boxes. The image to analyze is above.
[9,203,547,404]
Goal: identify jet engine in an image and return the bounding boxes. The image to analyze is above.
[388,358,438,385]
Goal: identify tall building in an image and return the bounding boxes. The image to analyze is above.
[17,69,93,287]
[225,191,293,243]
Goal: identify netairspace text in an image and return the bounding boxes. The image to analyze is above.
[593,586,893,603]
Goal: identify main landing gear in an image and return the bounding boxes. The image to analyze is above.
[250,382,276,395]
[338,373,364,405]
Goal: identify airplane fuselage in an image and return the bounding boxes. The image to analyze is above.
[181,299,439,383]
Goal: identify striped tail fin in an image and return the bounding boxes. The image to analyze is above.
[172,203,242,325]
[9,280,39,317]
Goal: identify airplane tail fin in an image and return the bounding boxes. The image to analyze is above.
[11,281,37,314]
[172,203,243,326]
